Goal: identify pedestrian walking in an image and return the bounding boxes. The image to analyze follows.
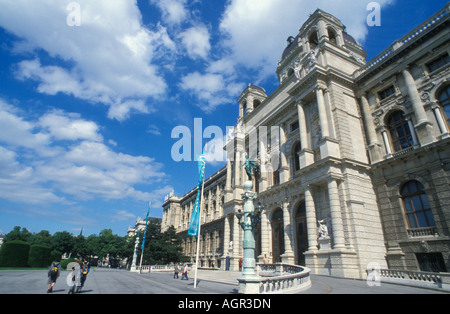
[239,258,242,271]
[174,264,179,279]
[76,259,90,293]
[47,261,61,293]
[181,264,189,280]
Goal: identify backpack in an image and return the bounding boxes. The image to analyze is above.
[50,265,58,276]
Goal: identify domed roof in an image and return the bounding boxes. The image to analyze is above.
[342,31,359,45]
[281,35,299,60]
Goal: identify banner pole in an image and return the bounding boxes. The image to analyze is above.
[139,202,151,274]
[193,169,206,289]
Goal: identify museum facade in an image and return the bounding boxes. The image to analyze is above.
[161,4,450,279]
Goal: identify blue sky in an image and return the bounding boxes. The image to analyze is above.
[0,0,447,237]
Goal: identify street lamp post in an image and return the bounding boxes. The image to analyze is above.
[236,179,264,281]
[130,232,140,272]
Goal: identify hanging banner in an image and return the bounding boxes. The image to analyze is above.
[187,154,206,237]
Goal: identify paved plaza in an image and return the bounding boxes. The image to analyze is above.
[0,267,447,295]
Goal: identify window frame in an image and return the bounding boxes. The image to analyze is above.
[426,53,450,73]
[386,111,414,152]
[438,85,450,128]
[401,180,436,229]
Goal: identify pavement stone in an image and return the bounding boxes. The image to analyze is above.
[0,267,448,295]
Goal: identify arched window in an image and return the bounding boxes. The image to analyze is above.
[387,111,413,152]
[253,99,261,110]
[401,181,435,229]
[327,28,337,45]
[309,31,319,49]
[438,85,450,127]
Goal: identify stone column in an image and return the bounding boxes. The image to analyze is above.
[406,117,420,148]
[232,213,240,270]
[402,68,428,124]
[224,215,231,254]
[381,130,393,157]
[279,123,289,183]
[360,94,378,146]
[234,152,241,188]
[305,185,318,251]
[225,160,232,198]
[260,210,270,262]
[297,101,314,168]
[323,88,336,138]
[316,87,330,138]
[402,67,434,145]
[281,200,294,263]
[327,179,345,249]
[432,104,450,138]
[316,86,340,158]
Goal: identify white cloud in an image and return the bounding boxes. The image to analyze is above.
[218,0,395,79]
[0,99,171,205]
[179,0,395,112]
[39,110,103,142]
[150,0,189,25]
[0,0,175,121]
[179,72,244,112]
[179,25,211,60]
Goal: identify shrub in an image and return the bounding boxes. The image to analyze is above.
[0,240,30,267]
[28,245,53,268]
[60,258,77,269]
[50,250,62,263]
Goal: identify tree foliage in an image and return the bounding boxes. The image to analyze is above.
[139,221,189,265]
[1,223,187,268]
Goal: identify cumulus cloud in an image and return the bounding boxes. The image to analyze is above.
[150,0,189,25]
[178,25,211,60]
[0,99,171,205]
[0,0,174,121]
[179,72,244,112]
[218,0,395,79]
[176,0,394,112]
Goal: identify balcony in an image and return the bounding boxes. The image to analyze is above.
[407,226,439,238]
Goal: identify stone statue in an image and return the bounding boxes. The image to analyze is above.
[318,218,332,239]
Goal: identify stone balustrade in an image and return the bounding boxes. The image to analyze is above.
[367,267,450,291]
[238,263,311,294]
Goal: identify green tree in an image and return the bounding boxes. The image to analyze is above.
[72,235,88,258]
[51,231,74,255]
[30,230,52,247]
[4,226,33,243]
[141,221,188,265]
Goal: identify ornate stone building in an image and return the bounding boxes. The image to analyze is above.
[162,4,450,279]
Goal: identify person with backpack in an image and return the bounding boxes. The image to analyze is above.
[47,261,61,293]
[76,259,90,293]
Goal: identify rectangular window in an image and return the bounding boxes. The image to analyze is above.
[290,121,299,132]
[379,85,396,100]
[416,253,447,272]
[427,54,450,73]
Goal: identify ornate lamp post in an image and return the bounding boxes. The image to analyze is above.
[236,155,265,290]
[130,231,140,272]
